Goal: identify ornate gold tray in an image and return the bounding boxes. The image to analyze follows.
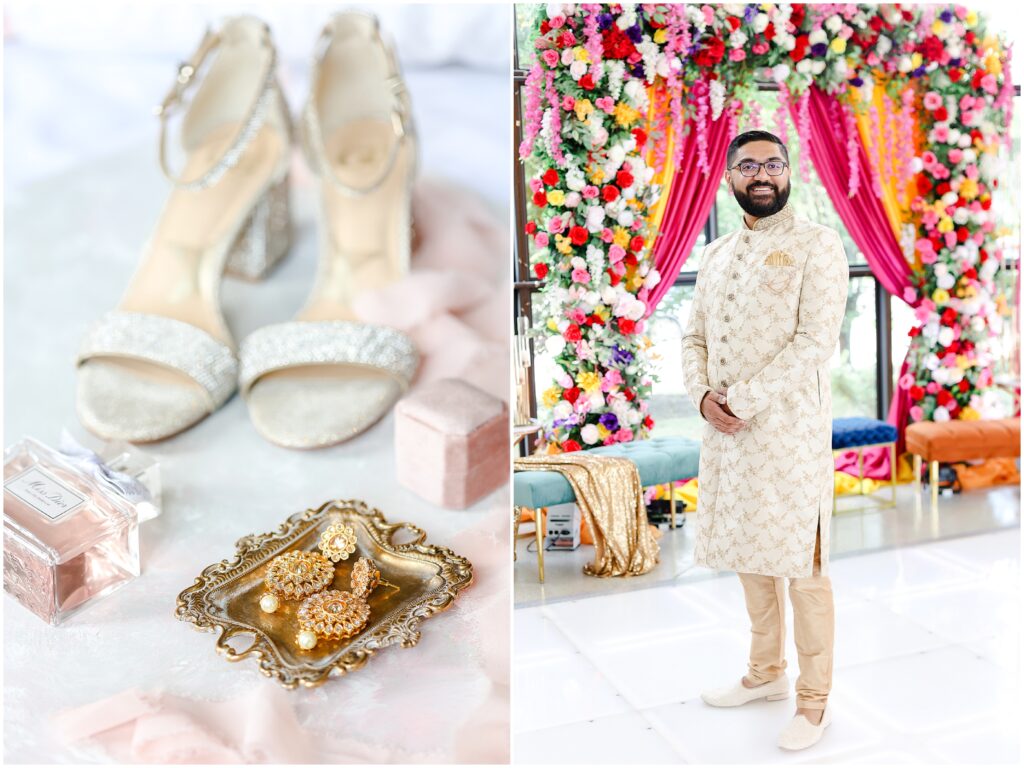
[175,499,473,688]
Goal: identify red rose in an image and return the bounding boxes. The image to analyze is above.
[618,318,636,334]
[910,385,925,401]
[602,185,620,203]
[569,226,590,246]
[533,263,548,280]
[959,378,970,392]
[562,439,582,453]
[726,16,741,31]
[579,74,595,91]
[563,387,580,404]
[789,34,810,62]
[631,127,647,147]
[525,221,537,235]
[533,190,547,207]
[693,37,725,68]
[937,389,954,407]
[916,175,933,195]
[540,20,551,34]
[608,269,622,286]
[587,313,605,326]
[563,324,582,342]
[934,106,948,122]
[964,267,977,280]
[630,235,645,252]
[624,253,638,267]
[941,307,958,325]
[957,227,969,243]
[981,197,992,210]
[948,68,962,82]
[908,326,921,337]
[542,168,559,186]
[616,170,634,189]
[643,415,654,429]
[623,388,636,401]
[935,181,951,196]
[764,22,776,41]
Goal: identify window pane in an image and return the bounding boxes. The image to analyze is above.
[514,5,540,71]
[832,277,878,417]
[647,284,702,438]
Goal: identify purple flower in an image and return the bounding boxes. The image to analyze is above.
[949,58,962,67]
[850,76,864,87]
[743,5,756,23]
[596,13,613,30]
[939,10,954,22]
[599,412,620,432]
[811,43,828,57]
[631,62,646,79]
[911,66,927,78]
[611,346,634,365]
[626,24,643,43]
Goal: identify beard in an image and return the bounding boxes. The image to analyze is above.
[733,180,791,218]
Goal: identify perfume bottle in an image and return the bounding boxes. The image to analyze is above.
[3,437,147,625]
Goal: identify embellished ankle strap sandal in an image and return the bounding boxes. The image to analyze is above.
[238,11,418,449]
[75,16,292,442]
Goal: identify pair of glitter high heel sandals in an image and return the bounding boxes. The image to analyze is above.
[74,13,418,449]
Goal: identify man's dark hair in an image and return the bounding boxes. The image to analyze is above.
[726,130,790,168]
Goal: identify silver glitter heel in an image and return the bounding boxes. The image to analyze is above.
[238,12,418,449]
[75,16,293,443]
[225,172,292,280]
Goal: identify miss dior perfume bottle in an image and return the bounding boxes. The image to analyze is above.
[4,437,146,625]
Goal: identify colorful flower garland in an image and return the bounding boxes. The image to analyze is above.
[520,4,1014,452]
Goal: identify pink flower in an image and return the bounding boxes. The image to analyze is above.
[561,95,575,111]
[608,245,626,264]
[542,49,560,68]
[595,96,616,113]
[921,151,937,166]
[535,232,549,247]
[948,148,963,164]
[926,381,940,395]
[899,372,915,390]
[923,91,943,110]
[600,228,614,243]
[866,51,880,67]
[548,15,565,29]
[529,177,543,193]
[981,74,999,94]
[965,163,979,180]
[729,49,746,62]
[903,286,918,304]
[571,268,591,284]
[919,250,938,266]
[582,185,599,199]
[615,428,634,442]
[752,41,769,55]
[547,216,565,234]
[921,212,939,229]
[932,125,949,142]
[909,405,925,421]
[567,307,586,323]
[601,369,623,391]
[959,94,974,111]
[944,232,957,249]
[932,164,950,180]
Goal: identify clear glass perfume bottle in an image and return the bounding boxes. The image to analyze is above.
[4,437,141,625]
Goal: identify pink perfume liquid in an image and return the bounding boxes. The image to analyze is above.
[4,438,139,625]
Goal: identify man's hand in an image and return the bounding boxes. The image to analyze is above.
[716,388,738,418]
[700,390,746,435]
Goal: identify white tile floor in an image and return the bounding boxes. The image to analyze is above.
[513,527,1021,764]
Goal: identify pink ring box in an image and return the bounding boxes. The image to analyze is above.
[394,378,509,509]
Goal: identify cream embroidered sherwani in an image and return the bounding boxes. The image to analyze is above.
[680,204,850,578]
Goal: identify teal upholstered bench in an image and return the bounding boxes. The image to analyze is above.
[513,436,701,581]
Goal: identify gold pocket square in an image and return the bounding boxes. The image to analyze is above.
[764,250,795,266]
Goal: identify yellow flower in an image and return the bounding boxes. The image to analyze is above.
[627,274,644,291]
[554,234,573,255]
[937,217,954,233]
[910,52,923,69]
[547,318,559,332]
[594,305,611,321]
[597,423,610,438]
[830,37,847,55]
[958,177,978,200]
[546,442,561,455]
[961,284,977,298]
[574,99,594,121]
[959,406,981,421]
[653,28,667,44]
[574,47,590,62]
[547,189,566,206]
[542,386,562,407]
[612,227,631,248]
[932,288,950,304]
[577,371,601,394]
[985,52,1002,76]
[613,102,641,127]
[965,9,978,27]
[956,355,970,371]
[589,167,606,184]
[931,19,946,37]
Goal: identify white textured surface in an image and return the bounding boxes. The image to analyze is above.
[3,8,510,762]
[514,529,1020,764]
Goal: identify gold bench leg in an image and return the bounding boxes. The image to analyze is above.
[913,454,922,513]
[534,507,545,583]
[930,460,939,517]
[670,484,677,530]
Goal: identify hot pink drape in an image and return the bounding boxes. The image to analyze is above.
[793,86,919,452]
[646,111,734,310]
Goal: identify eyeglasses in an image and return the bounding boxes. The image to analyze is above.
[731,160,789,177]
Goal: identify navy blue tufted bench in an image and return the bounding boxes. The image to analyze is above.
[514,436,700,581]
[832,417,898,512]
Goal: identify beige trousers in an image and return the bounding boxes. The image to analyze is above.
[736,523,834,710]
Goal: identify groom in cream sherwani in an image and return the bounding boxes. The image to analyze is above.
[680,130,850,751]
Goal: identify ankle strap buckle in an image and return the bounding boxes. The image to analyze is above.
[154,28,219,117]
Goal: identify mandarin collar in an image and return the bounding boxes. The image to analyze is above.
[743,203,795,232]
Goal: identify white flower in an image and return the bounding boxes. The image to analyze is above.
[581,424,600,444]
[753,12,769,33]
[958,133,972,148]
[617,209,635,227]
[938,273,957,291]
[643,269,661,289]
[624,79,644,106]
[546,3,565,19]
[825,15,843,33]
[910,156,924,173]
[876,35,892,56]
[569,60,587,80]
[898,56,912,73]
[709,79,726,120]
[924,354,940,371]
[561,48,575,66]
[809,28,828,45]
[796,59,813,75]
[571,256,587,270]
[952,208,969,225]
[585,205,606,232]
[942,191,959,206]
[922,322,939,341]
[552,401,573,421]
[933,406,950,422]
[772,64,791,83]
[934,262,949,277]
[811,60,826,75]
[564,191,582,208]
[546,335,566,356]
[962,148,977,165]
[588,391,605,409]
[947,127,961,144]
[971,315,987,333]
[938,326,955,347]
[730,29,749,48]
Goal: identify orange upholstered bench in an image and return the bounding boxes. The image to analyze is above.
[904,418,1021,514]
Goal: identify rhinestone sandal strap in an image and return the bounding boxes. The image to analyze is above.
[238,321,419,395]
[77,312,239,409]
[156,19,280,191]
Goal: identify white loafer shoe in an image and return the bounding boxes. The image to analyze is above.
[700,675,790,707]
[777,703,832,750]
